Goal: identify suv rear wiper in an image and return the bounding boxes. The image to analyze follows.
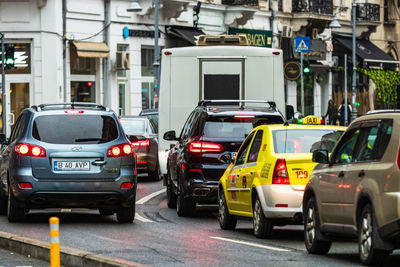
[75,138,107,143]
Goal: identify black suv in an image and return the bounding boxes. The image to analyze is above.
[163,100,285,216]
[0,103,137,223]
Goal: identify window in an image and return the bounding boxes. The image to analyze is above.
[333,129,360,164]
[247,130,263,163]
[141,47,154,77]
[70,57,96,75]
[148,118,158,134]
[375,120,393,160]
[9,114,25,143]
[179,112,195,139]
[117,44,128,78]
[235,132,255,165]
[120,119,146,135]
[32,115,118,144]
[273,129,344,154]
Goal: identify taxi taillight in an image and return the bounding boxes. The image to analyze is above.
[107,143,134,157]
[272,158,290,184]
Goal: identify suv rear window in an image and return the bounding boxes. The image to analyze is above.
[273,129,344,153]
[32,115,119,144]
[203,116,283,139]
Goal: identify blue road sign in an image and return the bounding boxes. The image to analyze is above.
[295,37,310,53]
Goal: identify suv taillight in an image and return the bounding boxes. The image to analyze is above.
[107,143,134,157]
[189,141,223,153]
[272,158,290,184]
[15,143,46,157]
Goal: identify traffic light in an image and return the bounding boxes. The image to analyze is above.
[4,45,15,69]
[303,61,311,74]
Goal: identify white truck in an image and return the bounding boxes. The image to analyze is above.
[158,37,287,178]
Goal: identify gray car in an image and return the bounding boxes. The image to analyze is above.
[0,103,137,223]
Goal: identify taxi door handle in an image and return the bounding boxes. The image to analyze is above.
[250,170,254,175]
[338,171,345,178]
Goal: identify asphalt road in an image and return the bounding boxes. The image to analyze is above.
[0,247,47,267]
[0,178,398,266]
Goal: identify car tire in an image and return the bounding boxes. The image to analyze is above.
[218,189,237,230]
[166,173,177,209]
[304,197,331,254]
[358,204,390,265]
[99,209,114,216]
[176,176,195,217]
[149,162,161,181]
[116,199,136,223]
[253,194,273,238]
[7,187,26,223]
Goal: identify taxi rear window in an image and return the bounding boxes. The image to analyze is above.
[273,129,344,153]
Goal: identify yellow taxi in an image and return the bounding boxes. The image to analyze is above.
[218,116,346,238]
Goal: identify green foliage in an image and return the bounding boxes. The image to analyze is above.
[358,68,400,107]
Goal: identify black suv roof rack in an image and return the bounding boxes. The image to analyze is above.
[31,102,109,112]
[197,100,277,110]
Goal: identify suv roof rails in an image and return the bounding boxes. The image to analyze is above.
[31,102,109,112]
[366,109,400,115]
[197,100,277,110]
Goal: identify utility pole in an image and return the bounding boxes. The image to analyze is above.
[351,0,357,122]
[0,33,6,136]
[300,52,304,115]
[153,0,160,109]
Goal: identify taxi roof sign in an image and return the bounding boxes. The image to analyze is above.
[298,115,321,125]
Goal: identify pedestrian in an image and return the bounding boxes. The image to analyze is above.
[338,100,352,126]
[324,99,338,125]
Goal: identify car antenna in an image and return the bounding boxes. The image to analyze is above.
[283,121,289,126]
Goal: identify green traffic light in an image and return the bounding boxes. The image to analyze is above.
[5,58,14,65]
[355,102,360,107]
[304,67,310,73]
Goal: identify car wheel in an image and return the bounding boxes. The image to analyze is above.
[358,204,390,265]
[218,189,237,230]
[116,199,136,223]
[176,176,195,217]
[99,209,114,216]
[149,162,161,181]
[304,197,331,254]
[166,172,177,209]
[253,194,273,238]
[7,187,26,223]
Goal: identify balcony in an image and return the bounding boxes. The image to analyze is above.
[222,0,259,6]
[356,3,380,22]
[292,0,333,15]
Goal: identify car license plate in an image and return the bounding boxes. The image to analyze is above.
[54,161,90,171]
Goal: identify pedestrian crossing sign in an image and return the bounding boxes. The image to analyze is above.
[295,37,310,53]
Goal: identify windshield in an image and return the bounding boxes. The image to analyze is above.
[120,119,146,135]
[203,116,283,139]
[32,115,119,144]
[273,129,344,153]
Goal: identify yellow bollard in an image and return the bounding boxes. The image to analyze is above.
[49,217,60,267]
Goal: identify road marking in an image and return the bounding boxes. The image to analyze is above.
[209,236,291,252]
[136,188,166,204]
[135,213,153,223]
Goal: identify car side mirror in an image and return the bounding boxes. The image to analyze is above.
[312,149,329,164]
[163,130,178,141]
[219,152,233,164]
[127,135,138,143]
[0,134,6,144]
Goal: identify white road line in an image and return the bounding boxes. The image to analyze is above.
[135,213,154,223]
[209,236,291,252]
[136,188,166,204]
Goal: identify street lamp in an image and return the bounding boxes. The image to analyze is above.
[127,0,142,12]
[351,0,358,121]
[127,0,160,109]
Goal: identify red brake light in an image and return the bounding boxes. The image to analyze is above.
[234,115,256,119]
[132,139,150,147]
[15,143,46,157]
[64,110,84,114]
[189,141,223,153]
[272,158,290,184]
[273,51,280,55]
[107,143,134,157]
[18,182,32,189]
[164,51,172,55]
[120,182,133,189]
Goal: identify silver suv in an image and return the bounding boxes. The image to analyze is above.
[304,111,400,265]
[0,103,137,223]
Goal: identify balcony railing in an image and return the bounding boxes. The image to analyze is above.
[356,3,380,22]
[292,0,333,15]
[221,0,259,6]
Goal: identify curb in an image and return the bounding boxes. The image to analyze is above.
[0,231,147,267]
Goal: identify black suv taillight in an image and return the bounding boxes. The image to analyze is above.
[188,141,223,153]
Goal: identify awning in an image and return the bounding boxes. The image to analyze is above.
[166,26,205,46]
[72,41,110,58]
[334,36,399,68]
